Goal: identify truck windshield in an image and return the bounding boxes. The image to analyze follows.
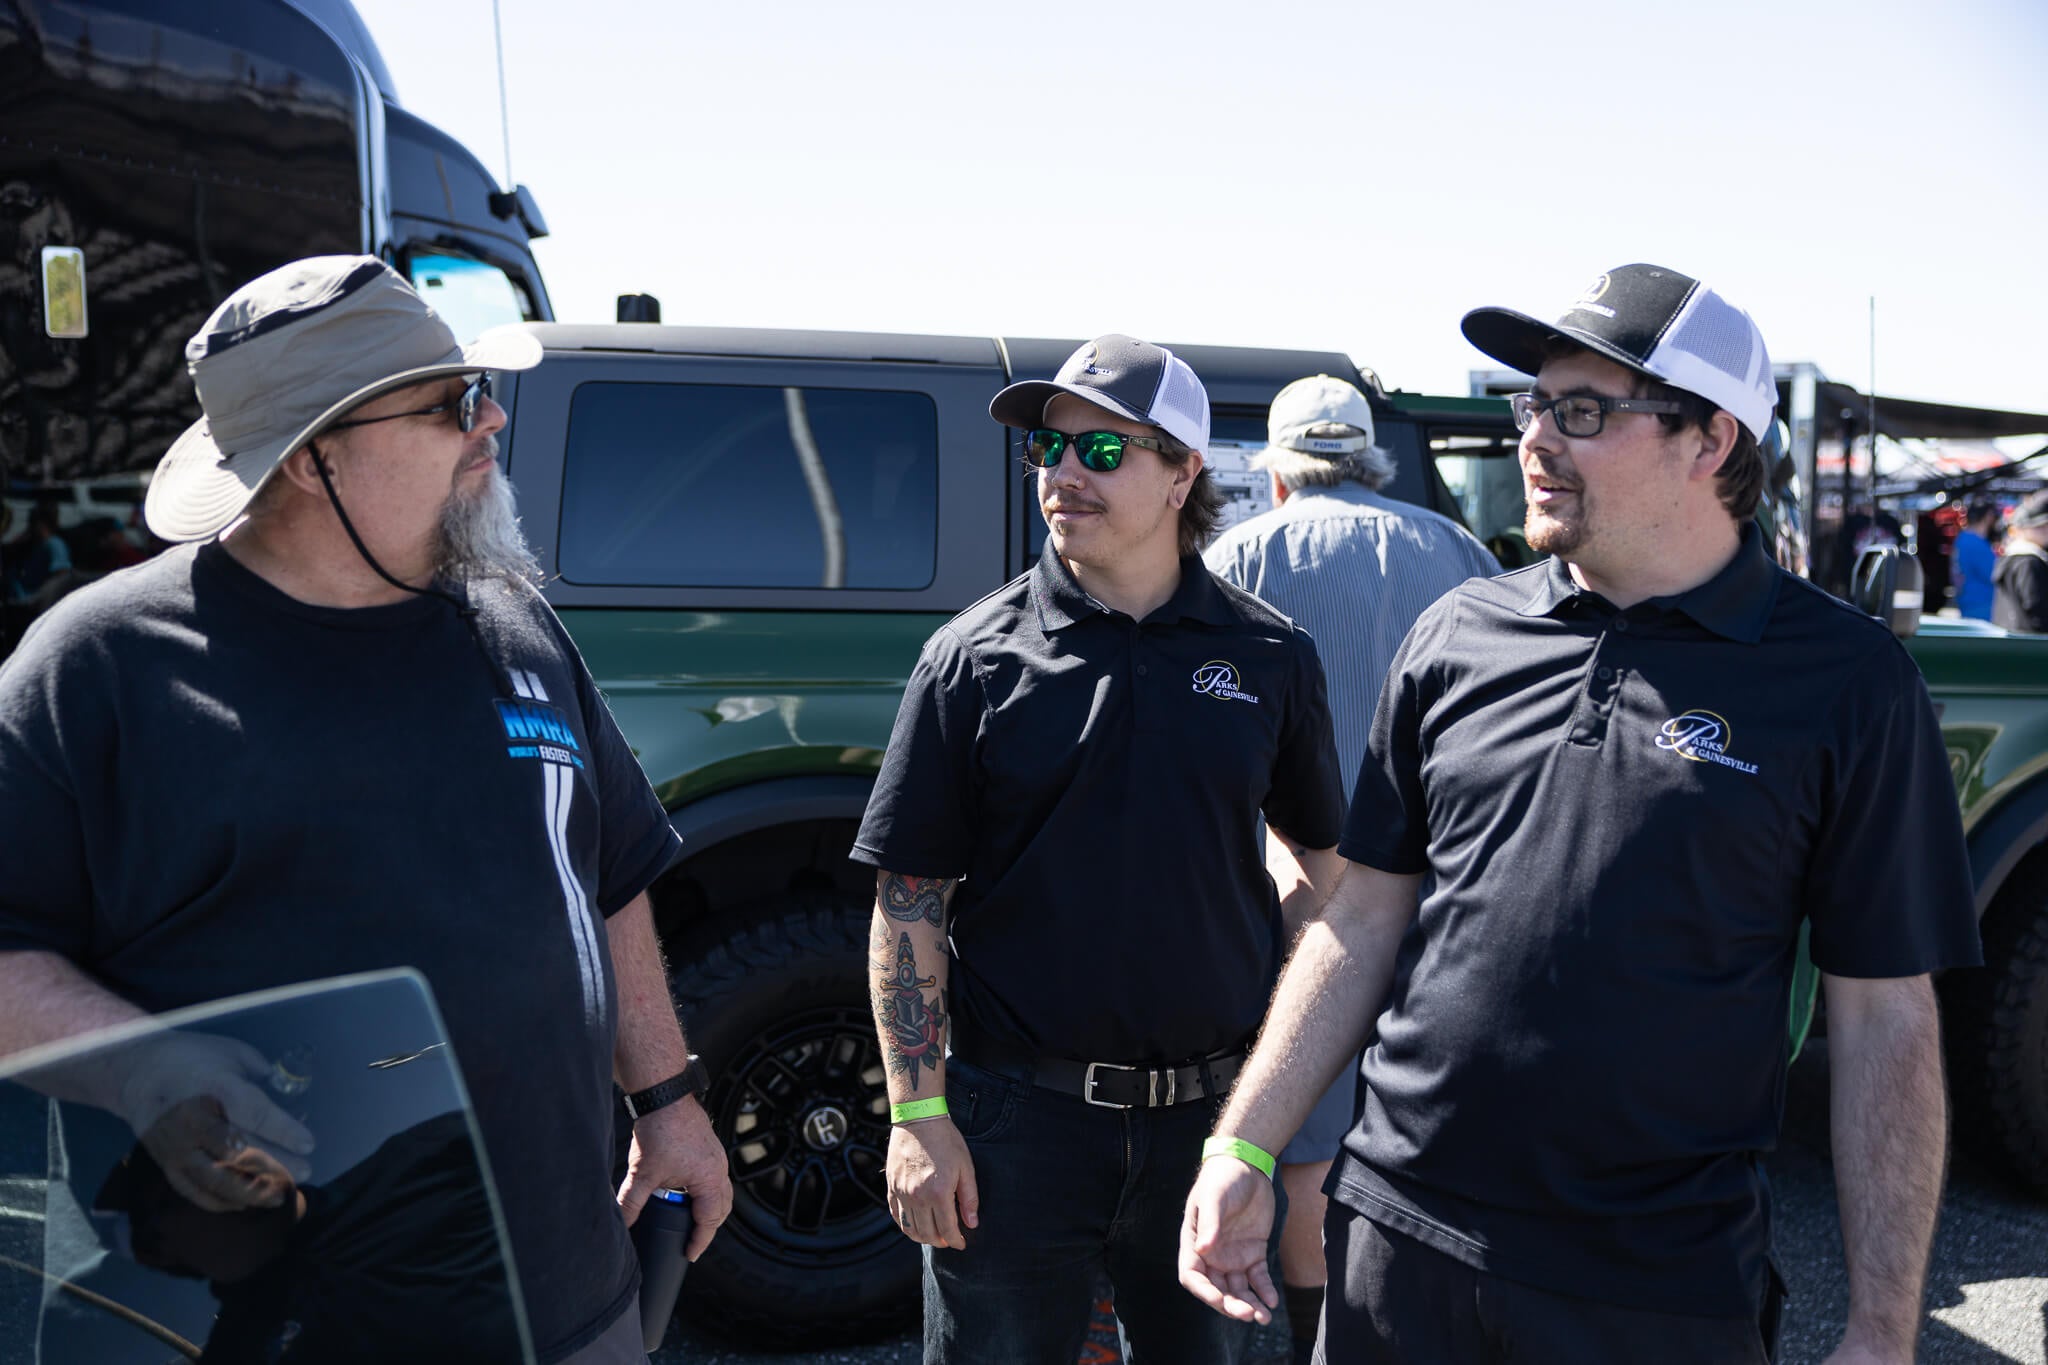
[409,255,529,343]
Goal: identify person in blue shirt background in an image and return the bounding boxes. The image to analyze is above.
[1951,500,2001,620]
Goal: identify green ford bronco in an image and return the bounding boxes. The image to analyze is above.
[491,324,2048,1345]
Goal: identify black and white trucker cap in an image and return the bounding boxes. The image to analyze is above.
[990,334,1211,454]
[1461,264,1776,442]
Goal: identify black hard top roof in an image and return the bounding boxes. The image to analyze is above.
[521,325,1365,405]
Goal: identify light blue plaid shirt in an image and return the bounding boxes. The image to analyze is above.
[1203,483,1501,798]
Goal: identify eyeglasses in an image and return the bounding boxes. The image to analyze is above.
[328,373,493,435]
[1509,391,1683,439]
[1021,428,1170,473]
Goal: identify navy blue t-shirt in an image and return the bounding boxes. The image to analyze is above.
[0,543,681,1361]
[1333,528,1980,1316]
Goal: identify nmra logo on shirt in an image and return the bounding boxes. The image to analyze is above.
[1654,709,1757,775]
[1192,660,1260,705]
[494,697,586,769]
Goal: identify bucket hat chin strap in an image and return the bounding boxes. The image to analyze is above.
[304,440,517,698]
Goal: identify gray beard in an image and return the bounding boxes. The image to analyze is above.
[433,448,541,585]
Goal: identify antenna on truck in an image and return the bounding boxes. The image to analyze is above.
[493,0,514,188]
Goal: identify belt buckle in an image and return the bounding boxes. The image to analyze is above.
[1083,1061,1178,1107]
[1083,1061,1141,1109]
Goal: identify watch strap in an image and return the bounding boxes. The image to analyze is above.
[623,1054,709,1121]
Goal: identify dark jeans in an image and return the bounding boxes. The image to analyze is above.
[1317,1207,1783,1365]
[922,1052,1250,1365]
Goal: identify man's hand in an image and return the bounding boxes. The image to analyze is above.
[1178,1154,1279,1324]
[617,1097,732,1262]
[886,1117,978,1251]
[112,1032,315,1212]
[140,1094,303,1213]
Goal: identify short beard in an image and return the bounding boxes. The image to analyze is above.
[1525,502,1583,556]
[433,443,541,585]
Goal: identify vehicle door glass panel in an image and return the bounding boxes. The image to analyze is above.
[1433,429,1537,568]
[0,970,532,1363]
[558,381,938,590]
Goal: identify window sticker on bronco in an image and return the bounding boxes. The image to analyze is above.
[558,382,938,590]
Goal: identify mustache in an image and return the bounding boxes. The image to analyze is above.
[1042,495,1107,515]
[1525,463,1581,492]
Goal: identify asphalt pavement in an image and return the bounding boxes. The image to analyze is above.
[659,1039,2048,1364]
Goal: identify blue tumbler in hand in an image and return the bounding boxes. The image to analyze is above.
[633,1188,693,1351]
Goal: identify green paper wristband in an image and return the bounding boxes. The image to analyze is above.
[1202,1136,1277,1178]
[891,1097,950,1124]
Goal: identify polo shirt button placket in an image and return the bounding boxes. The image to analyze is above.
[1567,622,1628,747]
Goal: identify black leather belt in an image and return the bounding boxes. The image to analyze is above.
[1037,1051,1245,1108]
[948,1018,1247,1109]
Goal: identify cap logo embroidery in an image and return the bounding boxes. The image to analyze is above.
[1192,660,1260,705]
[1570,271,1617,320]
[1655,709,1757,775]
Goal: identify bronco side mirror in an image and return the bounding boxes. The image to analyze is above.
[1850,546,1923,638]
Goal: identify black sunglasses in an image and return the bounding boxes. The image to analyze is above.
[328,373,493,435]
[1509,391,1682,439]
[1021,428,1171,473]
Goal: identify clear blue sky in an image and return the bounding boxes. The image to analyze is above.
[354,0,2047,415]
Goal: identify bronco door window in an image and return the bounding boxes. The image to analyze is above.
[558,382,938,590]
[1431,428,1538,569]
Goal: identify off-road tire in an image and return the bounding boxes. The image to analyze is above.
[1943,853,2048,1197]
[663,890,917,1346]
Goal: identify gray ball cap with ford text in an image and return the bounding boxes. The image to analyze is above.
[145,255,541,542]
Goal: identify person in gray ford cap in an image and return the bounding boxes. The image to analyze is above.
[1182,265,1980,1364]
[853,334,1346,1363]
[0,256,731,1365]
[1201,373,1498,1365]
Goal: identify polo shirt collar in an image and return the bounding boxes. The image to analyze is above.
[1663,524,1779,643]
[1031,541,1237,632]
[1515,523,1779,643]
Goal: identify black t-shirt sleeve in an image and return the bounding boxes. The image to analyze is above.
[1804,643,1981,976]
[0,611,102,958]
[556,619,682,917]
[850,628,981,878]
[1337,596,1451,875]
[1261,627,1344,848]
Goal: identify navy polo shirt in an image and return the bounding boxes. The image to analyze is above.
[852,543,1344,1064]
[1331,525,1980,1317]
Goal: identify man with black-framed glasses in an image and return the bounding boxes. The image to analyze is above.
[0,256,732,1365]
[853,334,1345,1362]
[1182,265,1978,1363]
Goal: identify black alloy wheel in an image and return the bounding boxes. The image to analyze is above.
[712,1004,895,1253]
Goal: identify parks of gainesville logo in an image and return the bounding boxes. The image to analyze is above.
[1655,709,1757,775]
[1192,660,1260,705]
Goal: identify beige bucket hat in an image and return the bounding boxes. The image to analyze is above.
[145,255,541,542]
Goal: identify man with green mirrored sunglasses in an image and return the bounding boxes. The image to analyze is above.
[853,334,1346,1363]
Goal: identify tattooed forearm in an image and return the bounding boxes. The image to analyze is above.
[869,871,956,1095]
[874,931,945,1090]
[882,873,948,927]
[868,875,954,1096]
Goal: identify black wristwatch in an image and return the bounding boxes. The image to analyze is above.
[622,1054,710,1122]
